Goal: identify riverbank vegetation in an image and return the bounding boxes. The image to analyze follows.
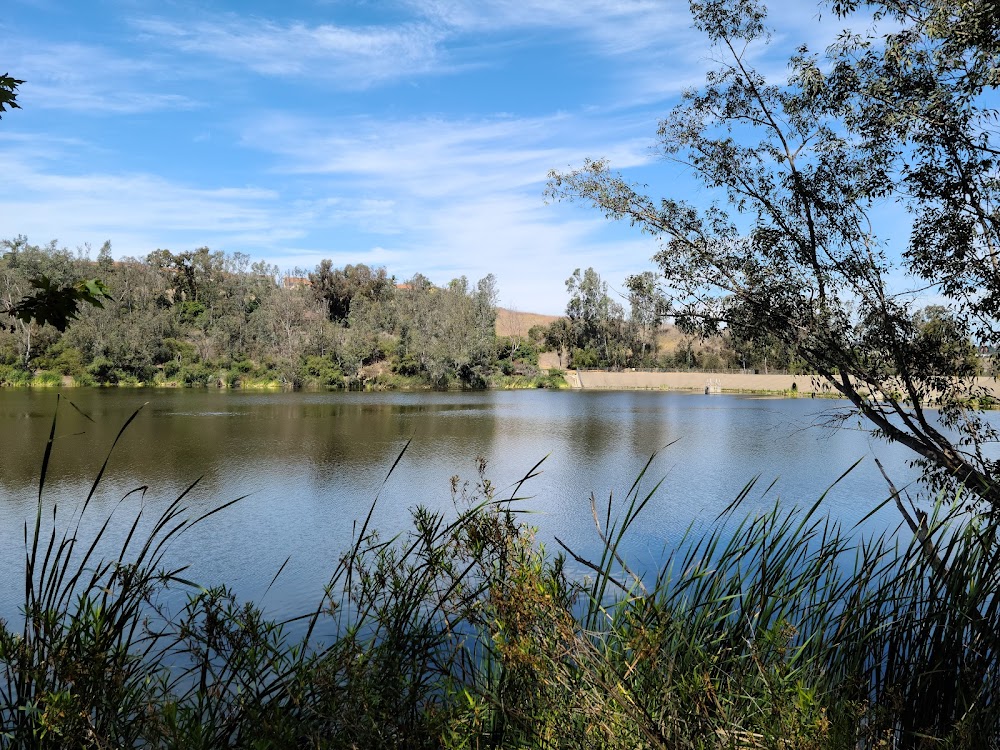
[536,265,820,374]
[1,404,996,749]
[0,238,568,390]
[1,234,831,391]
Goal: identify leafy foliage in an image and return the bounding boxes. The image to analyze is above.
[0,74,23,119]
[0,238,525,389]
[309,260,393,323]
[6,275,112,332]
[547,0,1000,506]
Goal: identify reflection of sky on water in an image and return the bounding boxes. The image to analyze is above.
[0,389,978,626]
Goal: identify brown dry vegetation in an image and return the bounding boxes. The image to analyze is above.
[494,308,561,338]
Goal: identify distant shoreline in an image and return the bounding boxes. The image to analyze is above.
[561,369,1000,400]
[3,370,999,405]
[564,370,829,394]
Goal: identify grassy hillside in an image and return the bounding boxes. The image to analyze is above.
[494,308,561,338]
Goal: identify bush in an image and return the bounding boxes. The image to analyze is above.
[0,364,32,386]
[87,356,119,385]
[36,343,87,378]
[538,369,567,388]
[179,361,215,386]
[395,351,422,377]
[298,355,344,388]
[32,370,62,387]
[232,357,255,374]
[570,346,600,369]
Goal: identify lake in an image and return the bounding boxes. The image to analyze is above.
[0,388,929,623]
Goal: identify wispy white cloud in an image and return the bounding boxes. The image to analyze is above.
[0,135,309,261]
[406,0,865,104]
[403,0,713,101]
[128,2,705,100]
[410,0,690,56]
[133,15,447,88]
[243,111,653,194]
[235,110,666,310]
[9,41,198,113]
[399,190,660,311]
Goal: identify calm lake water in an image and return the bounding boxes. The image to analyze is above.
[0,388,932,623]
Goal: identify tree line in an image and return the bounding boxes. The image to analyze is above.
[0,235,980,388]
[534,266,982,376]
[0,236,554,389]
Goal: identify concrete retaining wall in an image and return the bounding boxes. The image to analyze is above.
[564,369,1000,396]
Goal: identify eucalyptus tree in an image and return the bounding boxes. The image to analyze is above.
[626,271,666,364]
[548,0,1000,506]
[64,254,175,381]
[249,284,323,365]
[309,261,393,323]
[392,273,499,385]
[565,267,627,367]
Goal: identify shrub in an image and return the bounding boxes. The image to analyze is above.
[86,356,119,385]
[570,346,599,369]
[0,364,32,386]
[395,351,422,377]
[31,370,62,387]
[298,355,344,389]
[179,361,215,387]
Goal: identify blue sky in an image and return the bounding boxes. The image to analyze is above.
[4,0,863,314]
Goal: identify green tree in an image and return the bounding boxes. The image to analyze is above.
[565,267,626,368]
[542,318,574,368]
[911,305,981,377]
[392,273,498,386]
[0,238,111,363]
[146,247,224,305]
[548,0,1000,506]
[65,255,174,382]
[309,261,393,323]
[625,270,665,364]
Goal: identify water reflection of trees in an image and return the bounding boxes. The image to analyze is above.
[0,392,502,498]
